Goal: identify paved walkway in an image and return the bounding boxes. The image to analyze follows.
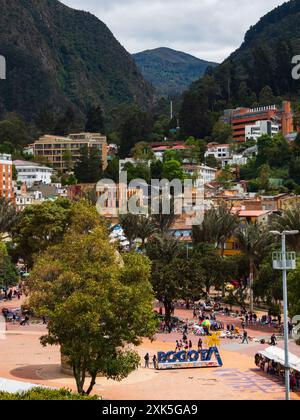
[0,298,299,400]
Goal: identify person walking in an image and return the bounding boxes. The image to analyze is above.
[242,330,249,344]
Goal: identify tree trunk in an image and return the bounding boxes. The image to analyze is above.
[73,366,86,395]
[86,373,97,396]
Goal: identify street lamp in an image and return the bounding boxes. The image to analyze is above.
[271,230,299,401]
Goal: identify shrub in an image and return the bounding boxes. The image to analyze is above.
[0,388,99,400]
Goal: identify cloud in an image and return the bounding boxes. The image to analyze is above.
[62,0,286,62]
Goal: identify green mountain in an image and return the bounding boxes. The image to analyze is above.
[180,0,300,139]
[0,0,153,120]
[133,47,218,97]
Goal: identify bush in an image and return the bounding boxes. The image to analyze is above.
[0,388,99,400]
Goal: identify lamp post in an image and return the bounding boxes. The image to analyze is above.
[271,230,298,401]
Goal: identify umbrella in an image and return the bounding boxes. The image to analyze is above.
[201,320,211,327]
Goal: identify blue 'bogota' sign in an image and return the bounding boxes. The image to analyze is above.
[157,347,223,370]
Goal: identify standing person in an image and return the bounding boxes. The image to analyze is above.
[278,314,282,327]
[144,353,150,368]
[242,330,249,344]
[175,340,180,351]
[198,338,203,351]
[245,313,249,326]
[189,340,193,350]
[152,355,158,370]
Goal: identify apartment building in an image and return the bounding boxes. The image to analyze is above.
[223,101,293,142]
[30,133,108,172]
[0,154,13,200]
[245,120,280,141]
[14,160,53,187]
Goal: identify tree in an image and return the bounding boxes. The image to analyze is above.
[0,198,20,240]
[288,263,300,318]
[0,242,19,289]
[146,235,182,323]
[119,214,140,249]
[273,205,300,254]
[136,216,156,249]
[235,223,273,312]
[212,121,233,144]
[74,146,103,183]
[62,148,74,172]
[0,388,98,400]
[131,142,154,162]
[256,164,272,192]
[28,215,156,395]
[13,199,71,267]
[150,196,177,234]
[259,86,276,105]
[162,160,186,181]
[196,202,239,257]
[119,107,152,158]
[103,157,120,183]
[54,107,75,136]
[85,105,105,133]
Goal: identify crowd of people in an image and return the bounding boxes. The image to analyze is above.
[255,353,300,391]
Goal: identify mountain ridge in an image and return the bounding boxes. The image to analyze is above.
[133,47,218,97]
[0,0,153,120]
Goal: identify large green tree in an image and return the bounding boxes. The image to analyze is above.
[13,199,71,267]
[28,203,156,395]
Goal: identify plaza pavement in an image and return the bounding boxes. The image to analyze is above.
[0,298,299,400]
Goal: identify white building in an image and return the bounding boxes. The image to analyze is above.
[245,120,280,141]
[205,144,231,161]
[183,164,217,183]
[14,160,53,187]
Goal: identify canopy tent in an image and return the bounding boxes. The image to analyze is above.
[258,347,300,373]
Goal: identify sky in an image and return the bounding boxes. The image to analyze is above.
[62,0,286,62]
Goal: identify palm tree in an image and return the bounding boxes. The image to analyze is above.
[193,202,239,257]
[235,223,273,312]
[119,213,140,248]
[151,196,177,234]
[273,205,300,253]
[0,198,20,240]
[136,215,156,249]
[146,234,182,263]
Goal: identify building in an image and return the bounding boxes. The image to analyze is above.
[29,133,108,172]
[14,160,53,187]
[183,164,217,183]
[245,120,280,141]
[205,144,247,168]
[0,154,13,200]
[223,101,293,142]
[205,143,231,160]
